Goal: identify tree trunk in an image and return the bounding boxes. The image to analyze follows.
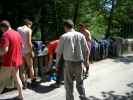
[40,7,48,42]
[106,0,116,37]
[73,0,80,25]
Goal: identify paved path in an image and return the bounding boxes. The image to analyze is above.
[0,53,133,100]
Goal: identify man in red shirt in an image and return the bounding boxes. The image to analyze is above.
[0,21,23,100]
[47,39,64,86]
[47,39,59,68]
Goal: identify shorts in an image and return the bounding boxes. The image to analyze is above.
[0,67,16,93]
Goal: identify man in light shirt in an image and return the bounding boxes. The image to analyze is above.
[56,20,89,100]
[17,19,36,87]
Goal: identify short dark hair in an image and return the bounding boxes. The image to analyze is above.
[64,19,74,29]
[79,23,85,27]
[23,19,32,26]
[0,20,11,28]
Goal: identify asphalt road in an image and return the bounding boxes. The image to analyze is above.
[0,53,133,100]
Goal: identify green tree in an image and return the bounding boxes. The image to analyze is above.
[0,0,133,40]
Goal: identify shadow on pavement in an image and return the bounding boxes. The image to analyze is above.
[27,82,58,94]
[1,83,133,100]
[113,55,133,64]
[88,82,133,100]
[89,91,133,100]
[0,97,21,100]
[0,82,58,100]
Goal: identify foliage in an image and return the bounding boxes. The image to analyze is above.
[0,0,133,40]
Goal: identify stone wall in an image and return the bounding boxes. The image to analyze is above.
[125,39,133,53]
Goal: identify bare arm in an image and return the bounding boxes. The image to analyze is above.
[0,35,9,56]
[85,29,91,42]
[28,29,33,53]
[0,47,8,55]
[48,54,53,67]
[56,37,64,66]
[81,36,90,71]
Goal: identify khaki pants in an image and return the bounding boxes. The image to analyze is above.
[0,67,16,93]
[64,61,86,100]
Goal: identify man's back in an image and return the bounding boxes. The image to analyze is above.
[58,30,88,62]
[17,25,31,54]
[0,29,22,67]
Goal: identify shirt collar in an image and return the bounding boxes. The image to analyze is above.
[4,28,11,34]
[68,29,75,32]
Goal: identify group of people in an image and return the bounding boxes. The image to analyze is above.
[0,19,91,100]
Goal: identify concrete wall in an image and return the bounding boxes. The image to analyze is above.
[125,39,133,53]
